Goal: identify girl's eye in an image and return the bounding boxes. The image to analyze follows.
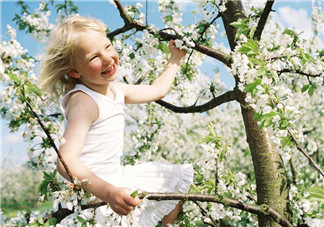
[106,45,111,50]
[90,56,98,62]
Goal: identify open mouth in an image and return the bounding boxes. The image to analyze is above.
[101,64,116,76]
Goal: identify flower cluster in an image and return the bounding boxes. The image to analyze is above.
[19,2,54,43]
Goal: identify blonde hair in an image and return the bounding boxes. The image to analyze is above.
[38,15,107,98]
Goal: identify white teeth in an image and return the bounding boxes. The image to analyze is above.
[102,65,113,74]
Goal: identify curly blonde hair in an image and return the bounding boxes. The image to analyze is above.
[38,15,107,98]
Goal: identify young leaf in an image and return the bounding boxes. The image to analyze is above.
[77,216,85,223]
[9,73,21,83]
[257,67,267,77]
[308,84,316,96]
[130,189,139,198]
[27,84,41,97]
[301,84,309,93]
[305,186,324,204]
[230,21,247,28]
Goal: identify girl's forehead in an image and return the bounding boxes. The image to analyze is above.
[75,31,109,45]
[72,31,110,55]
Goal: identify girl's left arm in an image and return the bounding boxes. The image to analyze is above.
[116,40,186,104]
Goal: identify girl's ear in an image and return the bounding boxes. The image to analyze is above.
[66,69,81,78]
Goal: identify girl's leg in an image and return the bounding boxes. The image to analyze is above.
[162,201,183,227]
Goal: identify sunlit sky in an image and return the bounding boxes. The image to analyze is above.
[1,0,321,166]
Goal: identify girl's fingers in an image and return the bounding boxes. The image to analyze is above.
[115,203,134,215]
[124,194,141,206]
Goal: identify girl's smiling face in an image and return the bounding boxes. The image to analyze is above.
[67,30,119,93]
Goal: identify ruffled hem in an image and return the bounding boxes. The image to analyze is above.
[137,163,194,227]
[177,164,194,193]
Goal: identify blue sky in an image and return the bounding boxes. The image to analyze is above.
[1,0,321,166]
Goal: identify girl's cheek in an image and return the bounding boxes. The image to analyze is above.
[91,62,102,72]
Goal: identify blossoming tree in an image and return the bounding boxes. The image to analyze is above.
[1,0,323,226]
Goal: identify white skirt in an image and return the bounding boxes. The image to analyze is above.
[96,162,194,226]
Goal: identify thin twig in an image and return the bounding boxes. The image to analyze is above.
[288,129,324,177]
[193,201,218,227]
[289,155,297,184]
[25,100,74,182]
[278,69,323,78]
[145,0,148,26]
[185,13,221,73]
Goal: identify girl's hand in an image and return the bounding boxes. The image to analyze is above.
[106,187,141,215]
[168,39,187,65]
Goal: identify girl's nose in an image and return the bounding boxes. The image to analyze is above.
[102,52,113,65]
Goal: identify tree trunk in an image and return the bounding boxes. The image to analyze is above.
[241,106,291,226]
[221,1,291,226]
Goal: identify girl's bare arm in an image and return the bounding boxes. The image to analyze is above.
[116,40,186,104]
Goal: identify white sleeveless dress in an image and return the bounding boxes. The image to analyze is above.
[61,83,193,226]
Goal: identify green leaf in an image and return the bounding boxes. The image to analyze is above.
[318,49,324,58]
[230,21,247,28]
[208,123,217,138]
[257,67,267,76]
[199,136,213,144]
[249,28,256,39]
[283,29,296,37]
[164,15,173,23]
[270,70,279,83]
[37,215,44,224]
[238,46,251,54]
[279,119,289,129]
[306,186,324,204]
[243,39,258,51]
[46,217,57,225]
[253,113,263,121]
[234,27,249,41]
[246,50,256,57]
[129,53,135,60]
[263,118,273,127]
[77,216,85,223]
[130,189,138,198]
[157,43,169,53]
[304,53,314,62]
[244,78,262,93]
[281,136,293,148]
[27,84,41,97]
[9,73,21,83]
[308,84,316,96]
[43,171,52,180]
[301,84,309,93]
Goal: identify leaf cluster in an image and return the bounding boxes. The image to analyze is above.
[200,122,228,161]
[38,170,61,201]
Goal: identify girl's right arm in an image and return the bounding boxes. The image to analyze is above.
[57,91,140,215]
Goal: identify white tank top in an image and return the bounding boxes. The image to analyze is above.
[61,83,125,177]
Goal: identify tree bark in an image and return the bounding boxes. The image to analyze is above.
[221,1,291,226]
[241,104,291,226]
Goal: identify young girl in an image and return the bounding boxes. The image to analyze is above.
[39,15,193,226]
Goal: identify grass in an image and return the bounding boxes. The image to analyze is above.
[1,200,53,219]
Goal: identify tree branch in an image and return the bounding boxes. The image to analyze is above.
[155,90,237,113]
[288,129,324,177]
[278,69,323,78]
[43,193,293,227]
[25,101,74,183]
[108,0,232,67]
[254,0,275,40]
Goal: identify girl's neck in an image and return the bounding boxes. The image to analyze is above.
[79,82,115,100]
